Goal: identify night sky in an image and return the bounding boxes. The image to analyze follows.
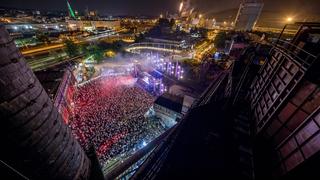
[1,0,320,16]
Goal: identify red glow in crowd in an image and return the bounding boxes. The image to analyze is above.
[68,75,156,164]
[97,131,127,156]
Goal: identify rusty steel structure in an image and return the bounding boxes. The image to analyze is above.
[0,25,91,179]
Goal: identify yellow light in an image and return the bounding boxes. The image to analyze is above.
[160,14,163,18]
[179,2,184,12]
[105,50,116,57]
[199,14,202,19]
[287,17,293,22]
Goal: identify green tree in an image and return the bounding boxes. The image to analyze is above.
[98,41,124,52]
[214,31,227,49]
[87,45,104,63]
[79,43,89,54]
[64,39,79,57]
[36,32,50,44]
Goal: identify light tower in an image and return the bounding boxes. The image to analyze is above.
[67,0,76,19]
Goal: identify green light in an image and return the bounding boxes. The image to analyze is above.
[67,1,76,19]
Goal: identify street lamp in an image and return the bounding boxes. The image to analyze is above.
[286,17,293,22]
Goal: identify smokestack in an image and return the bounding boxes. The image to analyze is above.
[0,25,91,179]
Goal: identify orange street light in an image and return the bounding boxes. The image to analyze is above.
[286,17,293,22]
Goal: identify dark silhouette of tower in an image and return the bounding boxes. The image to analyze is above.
[0,25,91,179]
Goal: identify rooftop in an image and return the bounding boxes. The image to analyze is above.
[154,93,184,113]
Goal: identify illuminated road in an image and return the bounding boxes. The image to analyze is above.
[21,32,133,71]
[21,31,134,71]
[21,33,134,56]
[21,44,64,55]
[27,52,67,70]
[27,52,84,71]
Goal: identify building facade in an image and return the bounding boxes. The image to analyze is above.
[53,69,77,124]
[67,20,121,31]
[234,0,264,31]
[154,93,183,128]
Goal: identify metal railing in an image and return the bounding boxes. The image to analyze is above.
[273,106,320,173]
[271,39,317,70]
[104,125,176,180]
[199,72,228,106]
[126,42,183,53]
[248,38,318,132]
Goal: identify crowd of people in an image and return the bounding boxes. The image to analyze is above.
[69,75,164,165]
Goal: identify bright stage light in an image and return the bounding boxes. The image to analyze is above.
[142,141,147,147]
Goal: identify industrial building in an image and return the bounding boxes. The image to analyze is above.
[234,0,264,31]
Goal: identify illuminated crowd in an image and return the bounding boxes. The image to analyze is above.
[69,75,164,164]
